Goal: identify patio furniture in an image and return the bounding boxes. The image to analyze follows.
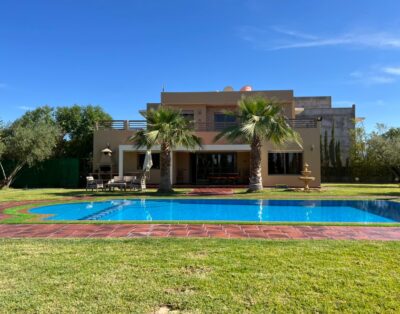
[123,176,140,191]
[86,176,104,191]
[106,176,127,191]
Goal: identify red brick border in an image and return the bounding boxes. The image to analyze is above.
[0,224,399,240]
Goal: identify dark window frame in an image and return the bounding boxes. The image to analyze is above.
[268,152,303,175]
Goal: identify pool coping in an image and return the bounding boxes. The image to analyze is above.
[2,198,400,227]
[1,223,400,240]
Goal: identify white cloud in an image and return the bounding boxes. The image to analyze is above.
[350,70,395,85]
[18,106,34,111]
[270,26,318,40]
[348,65,400,85]
[238,26,400,50]
[382,66,400,75]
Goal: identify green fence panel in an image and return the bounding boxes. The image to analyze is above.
[5,158,80,188]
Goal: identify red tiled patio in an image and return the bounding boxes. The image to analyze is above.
[0,224,400,240]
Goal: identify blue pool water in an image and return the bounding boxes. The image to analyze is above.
[29,199,400,223]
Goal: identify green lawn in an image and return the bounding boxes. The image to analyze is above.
[1,183,399,202]
[0,238,399,313]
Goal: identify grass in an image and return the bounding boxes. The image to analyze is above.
[0,183,399,202]
[0,238,399,313]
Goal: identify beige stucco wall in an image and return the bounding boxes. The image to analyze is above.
[93,129,133,173]
[173,152,190,184]
[163,90,295,119]
[260,124,321,187]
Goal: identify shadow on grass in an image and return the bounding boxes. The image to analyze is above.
[48,189,189,199]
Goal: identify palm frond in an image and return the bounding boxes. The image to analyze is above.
[214,95,301,147]
[130,107,201,150]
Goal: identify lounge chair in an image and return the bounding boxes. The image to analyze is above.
[86,176,104,191]
[123,176,140,191]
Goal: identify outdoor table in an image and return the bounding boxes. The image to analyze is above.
[106,181,127,191]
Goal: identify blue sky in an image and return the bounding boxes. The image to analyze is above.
[1,0,400,130]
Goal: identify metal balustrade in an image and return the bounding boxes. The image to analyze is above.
[96,118,317,131]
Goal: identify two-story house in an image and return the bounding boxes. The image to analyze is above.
[93,88,321,187]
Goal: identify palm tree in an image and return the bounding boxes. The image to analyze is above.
[130,107,201,193]
[215,95,301,192]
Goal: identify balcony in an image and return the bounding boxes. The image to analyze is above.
[95,118,318,131]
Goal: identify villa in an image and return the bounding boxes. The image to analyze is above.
[92,87,352,188]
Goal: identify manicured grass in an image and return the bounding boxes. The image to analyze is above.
[0,238,399,313]
[0,184,399,202]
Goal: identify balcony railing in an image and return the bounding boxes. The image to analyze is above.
[95,118,318,131]
[96,120,147,130]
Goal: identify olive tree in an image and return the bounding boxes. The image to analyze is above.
[0,108,60,189]
[367,125,400,178]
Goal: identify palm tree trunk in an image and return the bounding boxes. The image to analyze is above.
[248,135,263,192]
[158,142,173,193]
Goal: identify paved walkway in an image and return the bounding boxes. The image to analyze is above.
[1,224,400,240]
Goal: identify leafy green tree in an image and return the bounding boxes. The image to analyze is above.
[130,107,201,193]
[0,120,6,180]
[323,130,329,168]
[382,127,400,139]
[349,120,367,166]
[0,108,60,189]
[335,141,342,168]
[215,96,301,192]
[367,125,400,178]
[55,105,111,158]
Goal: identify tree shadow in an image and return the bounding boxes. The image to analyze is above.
[48,189,189,199]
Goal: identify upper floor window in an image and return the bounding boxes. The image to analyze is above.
[214,113,236,123]
[181,110,194,122]
[268,152,303,175]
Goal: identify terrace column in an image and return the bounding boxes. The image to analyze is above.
[118,146,124,177]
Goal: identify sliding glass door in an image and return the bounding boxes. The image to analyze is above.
[193,153,237,183]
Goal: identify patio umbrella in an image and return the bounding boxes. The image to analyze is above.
[142,150,153,172]
[141,150,153,190]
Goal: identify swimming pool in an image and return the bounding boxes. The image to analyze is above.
[29,199,400,223]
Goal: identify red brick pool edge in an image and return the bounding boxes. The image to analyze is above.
[1,224,400,240]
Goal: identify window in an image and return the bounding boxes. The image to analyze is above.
[268,152,303,175]
[181,110,194,121]
[214,113,236,123]
[137,153,160,170]
[214,113,236,131]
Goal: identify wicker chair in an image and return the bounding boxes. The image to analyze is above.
[86,176,104,191]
